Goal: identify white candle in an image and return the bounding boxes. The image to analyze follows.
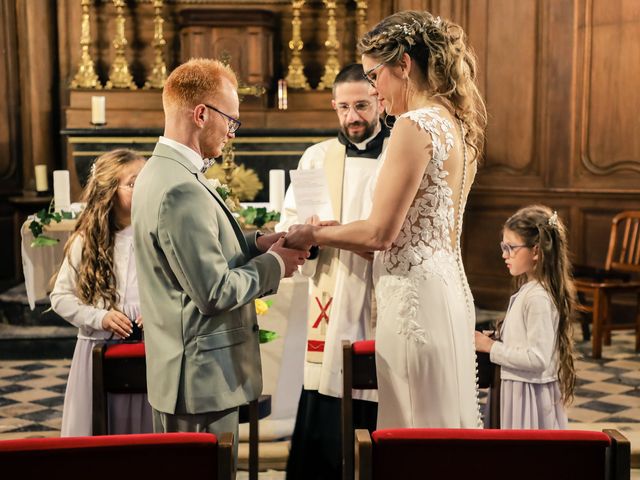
[269,169,285,213]
[34,165,48,192]
[53,170,71,212]
[91,96,106,125]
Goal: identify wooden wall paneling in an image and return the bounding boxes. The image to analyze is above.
[16,0,58,191]
[572,0,640,189]
[471,0,544,188]
[0,0,21,191]
[541,0,574,188]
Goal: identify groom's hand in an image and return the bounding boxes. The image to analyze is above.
[269,237,309,277]
[256,231,285,253]
[284,224,316,251]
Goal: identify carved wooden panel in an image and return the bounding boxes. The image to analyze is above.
[0,0,20,186]
[573,0,640,188]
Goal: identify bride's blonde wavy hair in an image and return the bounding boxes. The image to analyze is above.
[358,11,487,161]
[62,149,144,309]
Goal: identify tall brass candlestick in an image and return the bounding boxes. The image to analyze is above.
[285,0,310,90]
[71,0,101,89]
[355,0,368,61]
[106,0,136,90]
[317,0,340,90]
[144,0,167,89]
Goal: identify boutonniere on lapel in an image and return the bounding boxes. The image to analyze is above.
[255,298,278,344]
[206,178,240,212]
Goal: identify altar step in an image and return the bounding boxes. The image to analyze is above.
[0,283,75,360]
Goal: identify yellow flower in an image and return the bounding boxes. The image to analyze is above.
[255,299,269,316]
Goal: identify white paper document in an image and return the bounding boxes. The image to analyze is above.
[289,168,334,222]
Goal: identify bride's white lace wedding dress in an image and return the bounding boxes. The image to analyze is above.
[373,106,482,428]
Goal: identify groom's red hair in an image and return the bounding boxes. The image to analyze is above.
[162,58,238,113]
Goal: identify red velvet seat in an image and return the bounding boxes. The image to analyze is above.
[342,340,378,480]
[0,432,233,479]
[355,428,630,480]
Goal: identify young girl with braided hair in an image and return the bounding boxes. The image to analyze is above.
[51,149,152,436]
[475,205,577,429]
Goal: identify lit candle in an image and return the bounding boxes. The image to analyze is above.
[269,169,285,213]
[91,96,106,125]
[53,170,71,212]
[34,165,48,192]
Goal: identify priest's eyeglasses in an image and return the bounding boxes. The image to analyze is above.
[204,104,242,134]
[500,241,530,257]
[363,62,385,88]
[335,101,373,116]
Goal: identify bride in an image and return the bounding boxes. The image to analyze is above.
[286,10,487,428]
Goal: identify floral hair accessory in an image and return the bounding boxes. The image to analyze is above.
[548,211,558,228]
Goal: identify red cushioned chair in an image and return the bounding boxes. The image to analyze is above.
[354,428,630,480]
[92,342,270,480]
[92,342,147,435]
[342,340,377,480]
[0,432,233,480]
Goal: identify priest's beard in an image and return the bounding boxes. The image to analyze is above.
[341,118,378,144]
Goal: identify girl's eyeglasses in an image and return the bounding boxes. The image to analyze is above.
[499,241,529,257]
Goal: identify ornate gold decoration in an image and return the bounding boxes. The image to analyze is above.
[105,0,137,90]
[317,0,340,90]
[219,51,266,100]
[355,0,368,61]
[206,145,264,201]
[285,0,310,90]
[143,0,167,89]
[71,0,101,89]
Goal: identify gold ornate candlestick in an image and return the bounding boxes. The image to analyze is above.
[105,0,136,90]
[317,0,340,90]
[71,0,101,89]
[144,0,167,89]
[355,0,368,61]
[285,0,310,90]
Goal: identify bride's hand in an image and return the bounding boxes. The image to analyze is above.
[305,215,340,227]
[474,331,495,353]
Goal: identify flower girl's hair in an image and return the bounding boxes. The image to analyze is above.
[63,149,144,310]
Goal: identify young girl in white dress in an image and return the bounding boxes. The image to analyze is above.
[475,205,576,429]
[51,149,152,436]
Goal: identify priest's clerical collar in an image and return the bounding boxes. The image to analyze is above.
[338,120,390,159]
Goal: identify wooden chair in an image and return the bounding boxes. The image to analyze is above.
[0,432,234,480]
[342,340,377,480]
[355,428,630,480]
[92,342,271,480]
[574,211,640,358]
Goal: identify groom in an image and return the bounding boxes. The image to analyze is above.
[132,59,308,454]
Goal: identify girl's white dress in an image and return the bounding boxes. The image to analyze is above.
[373,107,482,428]
[50,225,153,436]
[490,280,568,429]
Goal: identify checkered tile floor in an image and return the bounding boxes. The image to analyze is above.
[0,333,638,438]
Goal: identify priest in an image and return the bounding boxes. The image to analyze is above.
[276,63,390,480]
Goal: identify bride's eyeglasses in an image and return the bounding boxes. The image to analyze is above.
[499,241,529,257]
[363,62,385,88]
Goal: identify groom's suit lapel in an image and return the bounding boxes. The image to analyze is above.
[152,143,250,257]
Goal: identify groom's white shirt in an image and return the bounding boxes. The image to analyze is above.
[157,136,285,276]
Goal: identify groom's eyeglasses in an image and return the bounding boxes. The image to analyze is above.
[203,104,242,134]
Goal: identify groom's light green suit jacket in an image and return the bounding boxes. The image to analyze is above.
[132,142,281,415]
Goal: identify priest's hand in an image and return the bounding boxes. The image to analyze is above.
[285,224,317,251]
[256,232,286,253]
[269,236,309,277]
